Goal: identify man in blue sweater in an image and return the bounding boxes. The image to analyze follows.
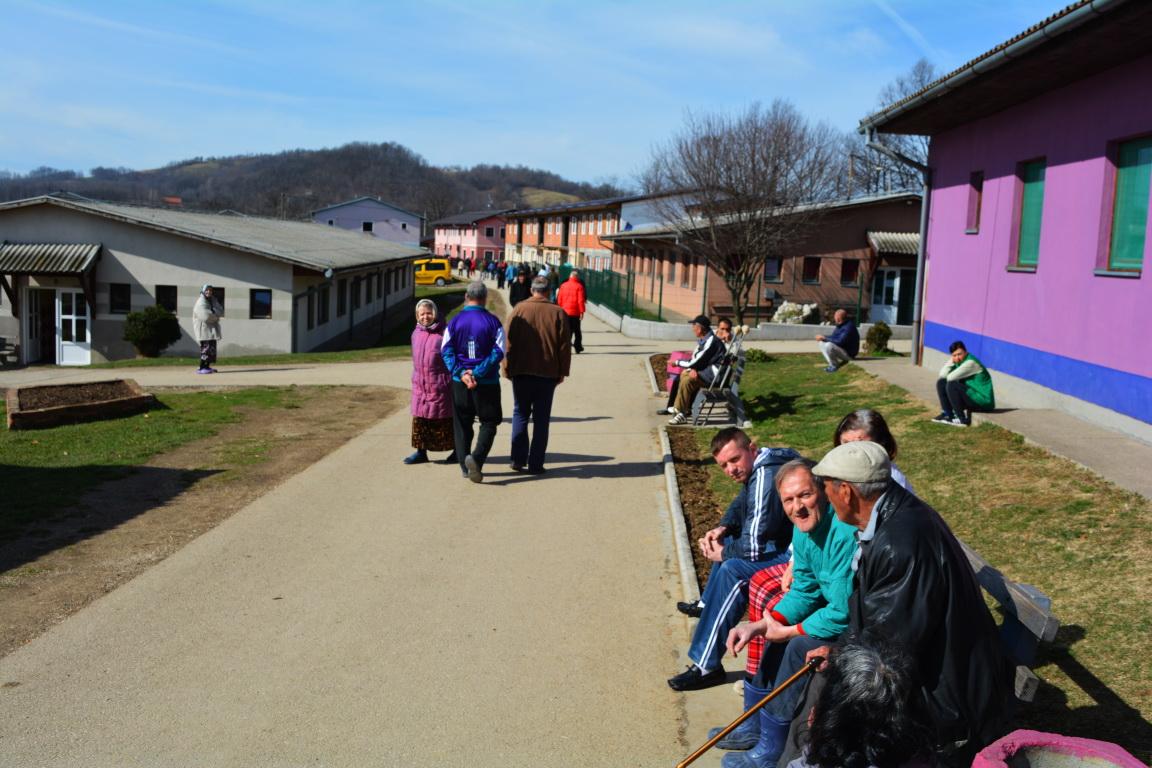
[441,282,505,484]
[815,309,859,373]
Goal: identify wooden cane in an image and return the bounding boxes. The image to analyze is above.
[675,657,822,768]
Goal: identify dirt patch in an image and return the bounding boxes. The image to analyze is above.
[15,381,135,410]
[667,427,727,588]
[0,385,404,657]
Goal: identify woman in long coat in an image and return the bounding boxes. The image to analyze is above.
[405,299,455,464]
[192,284,224,374]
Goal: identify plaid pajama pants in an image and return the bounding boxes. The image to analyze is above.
[745,560,789,676]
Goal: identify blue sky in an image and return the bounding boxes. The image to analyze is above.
[0,0,1063,185]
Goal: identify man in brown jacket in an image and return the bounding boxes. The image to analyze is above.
[503,276,571,475]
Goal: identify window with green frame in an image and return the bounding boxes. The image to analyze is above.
[1015,159,1046,267]
[1108,136,1152,272]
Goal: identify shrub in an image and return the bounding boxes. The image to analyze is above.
[123,305,183,357]
[865,321,892,354]
[745,348,772,363]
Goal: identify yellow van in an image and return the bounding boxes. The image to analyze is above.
[414,258,452,287]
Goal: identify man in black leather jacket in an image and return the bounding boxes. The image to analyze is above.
[808,440,1013,767]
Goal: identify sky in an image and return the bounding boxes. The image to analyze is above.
[0,0,1065,185]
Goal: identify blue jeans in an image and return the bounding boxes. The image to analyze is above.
[510,375,557,470]
[752,634,828,719]
[688,551,790,673]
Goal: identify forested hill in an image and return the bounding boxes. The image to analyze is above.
[0,142,627,222]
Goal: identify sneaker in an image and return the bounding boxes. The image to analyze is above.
[949,417,969,427]
[656,407,675,415]
[931,412,954,424]
[668,412,687,425]
[676,600,703,618]
[510,462,525,472]
[464,454,483,483]
[823,365,838,373]
[667,664,726,692]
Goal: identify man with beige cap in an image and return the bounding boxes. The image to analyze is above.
[807,440,1012,767]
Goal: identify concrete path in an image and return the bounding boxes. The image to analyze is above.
[0,312,709,767]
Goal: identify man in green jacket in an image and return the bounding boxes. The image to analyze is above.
[715,459,857,767]
[933,340,995,427]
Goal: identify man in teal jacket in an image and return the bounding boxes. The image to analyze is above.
[933,340,995,427]
[717,459,857,767]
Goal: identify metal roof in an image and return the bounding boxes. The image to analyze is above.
[310,196,424,220]
[0,196,428,273]
[859,0,1151,136]
[0,242,101,274]
[430,210,512,227]
[867,231,920,255]
[506,194,650,218]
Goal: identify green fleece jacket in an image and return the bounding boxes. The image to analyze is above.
[939,352,995,409]
[771,505,856,640]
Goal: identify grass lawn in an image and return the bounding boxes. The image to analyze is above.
[693,353,1151,758]
[91,286,469,369]
[0,387,300,537]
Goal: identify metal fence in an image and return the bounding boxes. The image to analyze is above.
[576,267,635,318]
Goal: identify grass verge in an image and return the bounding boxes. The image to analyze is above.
[684,353,1151,758]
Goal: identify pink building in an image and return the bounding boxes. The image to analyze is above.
[431,211,509,265]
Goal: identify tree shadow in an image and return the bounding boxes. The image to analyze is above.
[745,392,800,421]
[0,464,222,575]
[547,416,612,423]
[1017,624,1152,762]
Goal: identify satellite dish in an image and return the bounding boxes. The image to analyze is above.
[323,268,334,280]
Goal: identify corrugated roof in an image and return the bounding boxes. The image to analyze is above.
[311,196,424,220]
[0,242,100,274]
[507,194,650,217]
[0,196,428,272]
[431,210,512,227]
[867,231,920,255]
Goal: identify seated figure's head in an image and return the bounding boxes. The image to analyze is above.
[833,409,898,461]
[833,309,847,325]
[948,340,968,364]
[804,634,932,768]
[711,427,757,484]
[775,459,827,534]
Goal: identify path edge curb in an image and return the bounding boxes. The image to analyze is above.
[660,425,701,605]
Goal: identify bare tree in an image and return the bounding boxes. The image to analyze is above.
[853,58,938,194]
[641,100,844,324]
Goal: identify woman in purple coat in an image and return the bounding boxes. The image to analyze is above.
[405,299,456,465]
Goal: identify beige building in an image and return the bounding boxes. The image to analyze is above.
[0,196,428,365]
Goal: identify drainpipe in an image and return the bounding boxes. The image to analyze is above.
[866,129,931,365]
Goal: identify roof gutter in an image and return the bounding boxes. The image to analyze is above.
[858,0,1124,133]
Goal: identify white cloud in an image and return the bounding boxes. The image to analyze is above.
[870,0,941,60]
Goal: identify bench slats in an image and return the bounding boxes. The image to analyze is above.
[959,540,1060,643]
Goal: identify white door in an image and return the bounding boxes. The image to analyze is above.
[57,289,91,366]
[25,288,42,363]
[870,269,899,325]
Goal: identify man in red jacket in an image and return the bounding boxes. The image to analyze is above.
[555,270,587,354]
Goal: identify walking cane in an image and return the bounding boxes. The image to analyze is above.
[675,657,822,768]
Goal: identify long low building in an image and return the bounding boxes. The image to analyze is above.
[0,195,428,365]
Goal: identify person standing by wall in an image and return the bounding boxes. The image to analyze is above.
[192,284,224,374]
[555,270,586,354]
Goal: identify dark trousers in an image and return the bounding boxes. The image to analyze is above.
[451,380,502,470]
[510,375,557,470]
[198,340,217,369]
[751,634,827,719]
[567,314,583,352]
[936,377,983,419]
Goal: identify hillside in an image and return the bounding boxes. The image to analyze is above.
[0,143,627,222]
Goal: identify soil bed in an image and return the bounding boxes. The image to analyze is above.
[667,426,726,589]
[17,381,134,410]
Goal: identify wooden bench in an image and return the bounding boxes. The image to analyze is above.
[960,539,1059,702]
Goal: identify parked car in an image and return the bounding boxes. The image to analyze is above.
[414,258,452,286]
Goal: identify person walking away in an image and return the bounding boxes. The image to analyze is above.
[503,276,571,475]
[556,270,587,354]
[192,284,224,374]
[441,282,505,484]
[405,299,456,465]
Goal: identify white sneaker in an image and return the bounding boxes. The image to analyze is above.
[668,412,687,425]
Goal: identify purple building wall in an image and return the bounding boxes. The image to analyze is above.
[924,52,1152,423]
[312,198,423,246]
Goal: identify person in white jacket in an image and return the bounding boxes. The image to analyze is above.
[192,284,224,374]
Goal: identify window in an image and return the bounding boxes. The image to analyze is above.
[366,274,374,303]
[1014,159,1046,268]
[596,215,603,235]
[486,226,494,238]
[156,285,177,313]
[500,227,506,238]
[802,257,821,284]
[401,222,407,230]
[249,289,272,319]
[966,172,984,233]
[376,272,383,296]
[840,260,860,286]
[690,255,699,290]
[484,250,493,260]
[109,283,131,314]
[666,251,676,283]
[337,279,347,316]
[306,291,315,330]
[681,253,691,288]
[362,221,373,232]
[214,287,226,309]
[352,278,362,310]
[328,219,335,226]
[1107,135,1152,272]
[318,285,330,325]
[764,257,783,283]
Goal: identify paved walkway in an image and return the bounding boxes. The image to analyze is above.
[0,312,710,767]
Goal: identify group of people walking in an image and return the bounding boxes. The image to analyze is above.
[404,270,586,482]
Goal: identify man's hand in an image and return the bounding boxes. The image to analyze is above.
[815,334,826,342]
[780,562,794,593]
[762,615,799,643]
[805,645,833,672]
[461,370,477,390]
[686,368,698,380]
[726,620,767,657]
[698,526,727,562]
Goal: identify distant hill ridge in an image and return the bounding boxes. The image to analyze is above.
[0,141,626,222]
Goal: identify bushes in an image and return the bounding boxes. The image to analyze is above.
[123,305,183,357]
[865,321,892,354]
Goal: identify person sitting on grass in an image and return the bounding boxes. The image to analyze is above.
[814,309,859,373]
[932,340,995,427]
[668,428,798,692]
